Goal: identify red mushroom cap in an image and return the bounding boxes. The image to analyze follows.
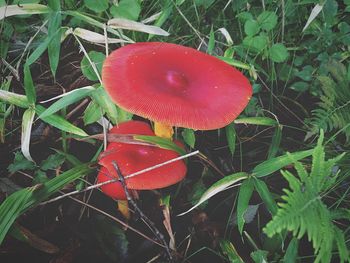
[99,121,187,190]
[102,42,252,130]
[97,166,127,200]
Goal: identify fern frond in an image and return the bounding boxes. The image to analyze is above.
[263,132,349,263]
[309,60,350,143]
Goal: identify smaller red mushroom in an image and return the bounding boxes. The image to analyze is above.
[97,121,187,199]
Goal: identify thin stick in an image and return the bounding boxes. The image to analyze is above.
[40,151,199,205]
[112,161,173,261]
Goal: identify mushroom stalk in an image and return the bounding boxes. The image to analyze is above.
[154,122,174,139]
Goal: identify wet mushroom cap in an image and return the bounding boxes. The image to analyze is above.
[99,121,187,190]
[102,42,252,130]
[97,166,127,200]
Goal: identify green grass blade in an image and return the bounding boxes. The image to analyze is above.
[39,86,94,119]
[178,172,248,216]
[36,105,88,136]
[234,117,277,126]
[21,108,35,162]
[252,149,314,178]
[23,64,36,104]
[134,135,186,156]
[225,123,236,156]
[267,124,282,159]
[47,11,62,77]
[0,90,29,108]
[237,178,254,234]
[0,163,92,245]
[253,178,278,215]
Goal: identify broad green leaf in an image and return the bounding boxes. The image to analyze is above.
[178,172,248,216]
[226,123,236,156]
[83,100,103,125]
[0,4,50,20]
[91,87,118,124]
[243,35,268,53]
[81,51,105,81]
[8,152,36,173]
[234,117,277,126]
[21,108,35,162]
[220,239,244,263]
[269,43,289,63]
[244,20,260,36]
[253,178,278,215]
[0,163,92,244]
[0,90,29,108]
[47,11,62,76]
[257,11,278,31]
[39,86,95,118]
[252,149,313,178]
[110,0,141,21]
[84,0,108,12]
[40,153,65,171]
[250,250,269,263]
[267,125,282,159]
[108,18,170,36]
[237,179,254,234]
[182,128,195,148]
[23,64,36,104]
[134,135,186,156]
[36,105,88,136]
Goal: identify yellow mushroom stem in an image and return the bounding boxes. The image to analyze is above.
[154,122,174,139]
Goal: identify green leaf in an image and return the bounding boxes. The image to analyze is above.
[81,51,105,81]
[0,90,30,108]
[217,56,251,70]
[244,20,260,36]
[269,43,289,63]
[8,152,36,174]
[267,125,282,159]
[0,164,92,245]
[48,0,60,11]
[253,178,278,215]
[252,149,313,178]
[36,105,88,137]
[207,25,215,55]
[220,239,244,263]
[47,11,62,77]
[40,153,65,171]
[283,238,299,263]
[257,11,278,31]
[226,123,236,156]
[83,0,108,12]
[91,87,119,124]
[237,179,254,234]
[243,35,268,53]
[110,0,141,21]
[21,108,35,162]
[189,180,208,208]
[182,128,195,148]
[23,64,36,104]
[178,172,248,216]
[83,100,103,125]
[250,250,268,263]
[39,86,95,118]
[234,117,277,126]
[134,135,186,156]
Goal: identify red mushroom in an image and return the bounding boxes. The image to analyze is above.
[98,121,187,198]
[102,42,252,138]
[97,166,127,200]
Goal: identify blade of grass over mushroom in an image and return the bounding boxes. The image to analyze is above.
[108,18,170,36]
[0,163,92,245]
[35,105,88,137]
[39,86,95,118]
[0,4,50,20]
[252,149,314,178]
[0,90,30,108]
[134,135,187,156]
[234,117,277,126]
[178,172,248,216]
[21,108,35,162]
